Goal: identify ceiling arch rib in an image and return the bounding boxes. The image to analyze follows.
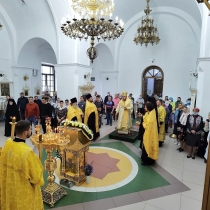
[0,4,17,64]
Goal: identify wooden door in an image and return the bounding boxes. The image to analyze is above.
[154,79,163,96]
[142,78,148,99]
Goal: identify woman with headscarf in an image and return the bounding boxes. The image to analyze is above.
[4,99,20,137]
[186,108,203,159]
[140,102,159,165]
[177,106,190,152]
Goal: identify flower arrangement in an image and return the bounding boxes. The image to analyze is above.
[84,163,94,176]
[60,120,93,140]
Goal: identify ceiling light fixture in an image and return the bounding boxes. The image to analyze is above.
[134,0,160,47]
[61,0,124,63]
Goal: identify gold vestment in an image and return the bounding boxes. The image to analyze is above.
[158,105,166,142]
[84,100,99,133]
[67,105,83,122]
[0,139,44,210]
[143,109,159,160]
[116,98,133,133]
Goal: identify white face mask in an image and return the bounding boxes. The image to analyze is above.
[193,112,198,115]
[169,100,171,102]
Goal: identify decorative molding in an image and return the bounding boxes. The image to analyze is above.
[197,57,210,65]
[100,71,119,74]
[11,66,39,71]
[54,63,92,69]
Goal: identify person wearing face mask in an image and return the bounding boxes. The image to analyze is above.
[67,97,83,122]
[186,108,203,159]
[0,120,44,210]
[175,97,183,109]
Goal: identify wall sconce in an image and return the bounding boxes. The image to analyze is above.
[197,0,210,10]
[193,73,198,78]
[0,71,4,77]
[0,22,3,31]
[20,0,26,4]
[23,74,29,81]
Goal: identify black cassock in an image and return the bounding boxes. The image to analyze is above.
[87,112,100,140]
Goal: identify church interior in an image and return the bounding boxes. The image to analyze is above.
[0,0,210,210]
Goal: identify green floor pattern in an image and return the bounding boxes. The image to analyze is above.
[43,141,170,209]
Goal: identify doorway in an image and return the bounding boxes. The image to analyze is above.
[142,66,164,98]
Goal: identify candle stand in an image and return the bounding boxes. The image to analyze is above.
[31,120,70,207]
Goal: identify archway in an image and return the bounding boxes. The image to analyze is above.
[142,65,164,98]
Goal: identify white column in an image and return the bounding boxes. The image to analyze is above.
[196,58,210,118]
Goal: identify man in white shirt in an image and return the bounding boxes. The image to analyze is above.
[136,95,145,114]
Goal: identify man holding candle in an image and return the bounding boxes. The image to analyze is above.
[0,120,44,210]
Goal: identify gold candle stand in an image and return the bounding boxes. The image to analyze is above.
[41,146,67,207]
[9,117,17,139]
[31,124,70,207]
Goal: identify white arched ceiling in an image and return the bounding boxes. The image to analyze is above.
[113,0,201,27]
[17,37,57,68]
[91,43,116,96]
[0,0,57,61]
[115,7,201,68]
[0,4,17,64]
[117,12,198,101]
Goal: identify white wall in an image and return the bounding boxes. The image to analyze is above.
[55,64,92,100]
[117,13,199,101]
[91,43,117,98]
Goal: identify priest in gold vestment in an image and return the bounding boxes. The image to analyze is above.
[157,99,166,147]
[84,94,99,140]
[141,102,159,165]
[67,97,83,122]
[115,91,133,134]
[0,121,44,210]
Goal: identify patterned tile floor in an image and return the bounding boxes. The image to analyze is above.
[0,118,206,210]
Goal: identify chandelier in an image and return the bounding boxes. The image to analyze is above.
[134,0,160,47]
[0,23,3,31]
[61,0,124,63]
[197,0,210,10]
[71,0,114,18]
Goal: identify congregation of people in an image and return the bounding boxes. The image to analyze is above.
[3,91,210,165]
[1,90,210,210]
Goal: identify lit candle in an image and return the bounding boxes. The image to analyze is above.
[12,117,16,123]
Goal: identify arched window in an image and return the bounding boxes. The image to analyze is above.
[142,66,164,98]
